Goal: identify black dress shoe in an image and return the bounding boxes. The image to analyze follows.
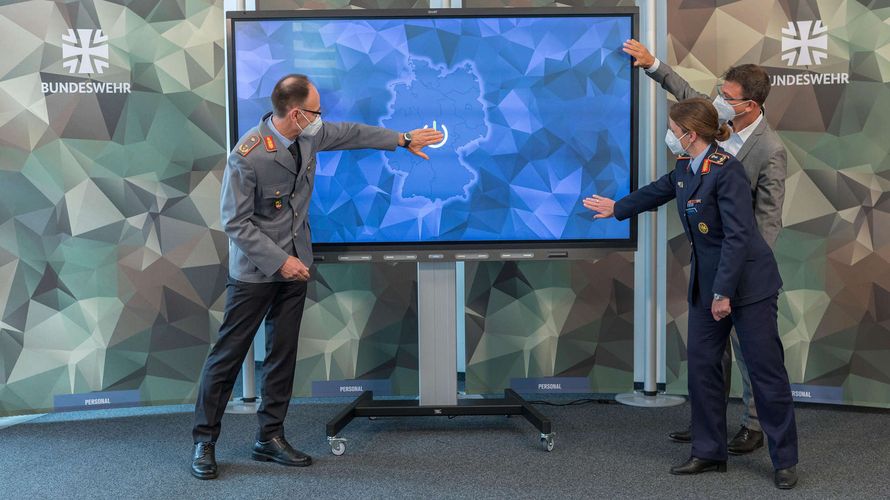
[252,436,312,467]
[774,466,798,489]
[728,426,764,455]
[668,428,692,443]
[191,442,218,480]
[670,457,727,475]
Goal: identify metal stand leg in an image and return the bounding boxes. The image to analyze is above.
[325,262,553,455]
[226,343,261,414]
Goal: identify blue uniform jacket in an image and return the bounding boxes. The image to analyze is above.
[614,145,782,307]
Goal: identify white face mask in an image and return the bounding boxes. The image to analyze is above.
[713,94,751,124]
[665,129,689,156]
[298,110,322,137]
[712,95,736,125]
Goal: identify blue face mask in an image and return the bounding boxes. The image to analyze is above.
[665,129,689,156]
[298,110,322,137]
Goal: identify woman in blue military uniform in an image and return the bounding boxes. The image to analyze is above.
[583,98,799,490]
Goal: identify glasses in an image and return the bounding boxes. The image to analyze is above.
[716,86,751,103]
[300,108,322,117]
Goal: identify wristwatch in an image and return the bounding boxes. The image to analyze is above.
[402,131,413,148]
[713,293,726,301]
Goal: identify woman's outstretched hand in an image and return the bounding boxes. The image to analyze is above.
[582,195,616,219]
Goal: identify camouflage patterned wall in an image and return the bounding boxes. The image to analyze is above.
[295,262,419,397]
[0,0,642,416]
[0,0,228,415]
[0,0,433,415]
[465,256,634,394]
[664,0,890,408]
[18,0,884,415]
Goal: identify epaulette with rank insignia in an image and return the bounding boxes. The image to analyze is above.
[237,135,261,157]
[676,155,691,160]
[707,152,729,165]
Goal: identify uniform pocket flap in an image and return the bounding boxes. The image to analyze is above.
[262,183,291,199]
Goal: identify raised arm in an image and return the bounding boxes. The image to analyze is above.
[317,122,443,160]
[623,39,708,102]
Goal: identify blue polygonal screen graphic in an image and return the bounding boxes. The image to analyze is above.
[231,15,633,244]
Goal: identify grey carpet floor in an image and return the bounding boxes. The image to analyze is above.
[1,399,888,499]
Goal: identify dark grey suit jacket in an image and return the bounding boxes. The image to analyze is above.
[648,62,787,247]
[221,113,399,282]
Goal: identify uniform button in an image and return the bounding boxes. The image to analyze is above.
[291,194,295,198]
[275,190,281,196]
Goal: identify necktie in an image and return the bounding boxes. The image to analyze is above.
[287,141,302,173]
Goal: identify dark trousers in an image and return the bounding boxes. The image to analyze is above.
[720,327,760,431]
[192,277,308,443]
[687,294,798,470]
[721,339,732,402]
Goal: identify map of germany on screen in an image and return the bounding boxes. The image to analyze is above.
[233,15,633,245]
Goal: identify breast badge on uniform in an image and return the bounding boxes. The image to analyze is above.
[698,222,709,234]
[274,199,283,210]
[238,135,260,157]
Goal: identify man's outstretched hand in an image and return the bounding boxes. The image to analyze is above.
[402,128,445,160]
[622,39,656,69]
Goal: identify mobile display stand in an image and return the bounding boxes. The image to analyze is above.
[325,261,554,456]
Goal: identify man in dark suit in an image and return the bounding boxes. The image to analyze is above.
[190,74,443,479]
[584,98,798,489]
[623,39,787,454]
